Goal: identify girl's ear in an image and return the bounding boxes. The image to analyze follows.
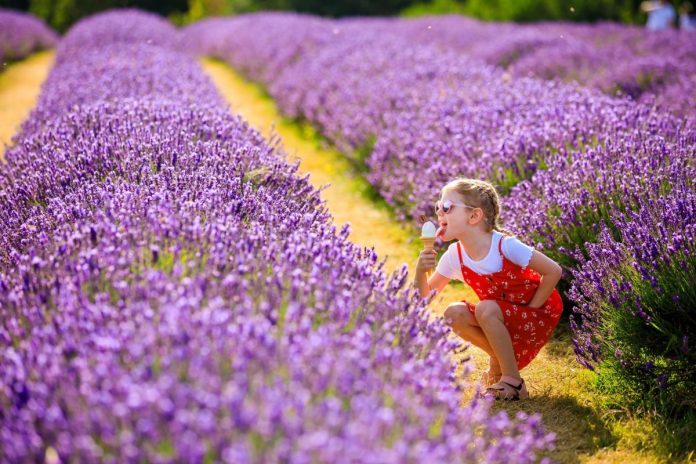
[468,207,484,225]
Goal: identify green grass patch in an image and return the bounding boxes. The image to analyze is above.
[351,134,377,173]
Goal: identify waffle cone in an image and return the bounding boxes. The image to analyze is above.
[420,236,436,250]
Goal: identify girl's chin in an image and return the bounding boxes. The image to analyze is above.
[440,230,459,242]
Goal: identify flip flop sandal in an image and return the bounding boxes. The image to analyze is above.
[485,379,529,401]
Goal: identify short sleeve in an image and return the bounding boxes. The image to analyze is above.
[435,245,464,281]
[501,236,534,269]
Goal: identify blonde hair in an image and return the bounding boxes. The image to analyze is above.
[442,178,514,235]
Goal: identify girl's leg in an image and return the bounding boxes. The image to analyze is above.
[474,300,521,381]
[488,356,502,377]
[443,303,498,359]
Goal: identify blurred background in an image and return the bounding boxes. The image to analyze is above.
[0,0,653,32]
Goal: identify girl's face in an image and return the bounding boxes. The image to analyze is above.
[436,189,481,241]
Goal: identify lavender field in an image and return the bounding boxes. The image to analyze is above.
[184,12,695,456]
[1,6,694,463]
[0,10,557,463]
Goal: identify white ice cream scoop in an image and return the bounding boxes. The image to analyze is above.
[421,221,437,238]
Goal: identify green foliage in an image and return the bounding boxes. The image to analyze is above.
[26,0,187,33]
[597,256,696,413]
[403,0,647,24]
[170,0,246,25]
[0,0,29,10]
[15,0,653,26]
[182,0,649,22]
[401,0,470,17]
[180,0,648,22]
[175,0,420,20]
[351,134,376,172]
[269,0,417,17]
[10,0,652,25]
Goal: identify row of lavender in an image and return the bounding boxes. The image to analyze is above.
[183,13,695,413]
[386,16,696,119]
[0,9,554,463]
[0,9,57,65]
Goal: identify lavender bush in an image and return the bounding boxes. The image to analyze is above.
[384,17,696,120]
[0,10,556,462]
[182,12,695,422]
[503,116,693,263]
[182,14,693,226]
[54,8,178,58]
[566,172,695,413]
[17,42,221,137]
[0,8,58,64]
[503,125,695,393]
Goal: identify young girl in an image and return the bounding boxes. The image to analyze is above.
[415,178,563,400]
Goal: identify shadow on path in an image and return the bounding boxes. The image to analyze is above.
[498,395,616,464]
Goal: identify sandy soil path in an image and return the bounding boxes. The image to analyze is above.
[0,50,54,158]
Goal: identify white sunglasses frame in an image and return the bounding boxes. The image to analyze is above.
[436,199,478,214]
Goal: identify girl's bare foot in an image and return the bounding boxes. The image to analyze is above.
[480,370,502,387]
[481,357,502,387]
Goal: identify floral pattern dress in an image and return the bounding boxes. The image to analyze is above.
[457,238,563,369]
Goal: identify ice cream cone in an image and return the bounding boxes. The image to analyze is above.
[420,221,438,278]
[420,236,436,250]
[420,236,436,277]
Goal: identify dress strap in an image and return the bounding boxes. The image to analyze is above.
[498,234,506,259]
[456,242,466,280]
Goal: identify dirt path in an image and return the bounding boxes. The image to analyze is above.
[0,50,54,158]
[201,58,663,464]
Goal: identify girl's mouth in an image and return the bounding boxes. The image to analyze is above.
[437,221,447,238]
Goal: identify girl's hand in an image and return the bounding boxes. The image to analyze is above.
[416,249,437,274]
[414,250,450,299]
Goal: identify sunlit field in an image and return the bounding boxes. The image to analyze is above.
[1,7,693,463]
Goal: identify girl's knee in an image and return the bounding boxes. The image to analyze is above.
[443,302,473,326]
[474,300,502,323]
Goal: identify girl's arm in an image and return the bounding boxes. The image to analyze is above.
[414,249,450,298]
[415,271,450,299]
[525,250,563,308]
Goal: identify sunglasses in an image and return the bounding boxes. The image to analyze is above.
[436,199,477,214]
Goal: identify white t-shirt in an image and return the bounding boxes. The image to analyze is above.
[436,230,534,280]
[646,3,676,30]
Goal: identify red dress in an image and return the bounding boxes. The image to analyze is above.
[457,237,563,370]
